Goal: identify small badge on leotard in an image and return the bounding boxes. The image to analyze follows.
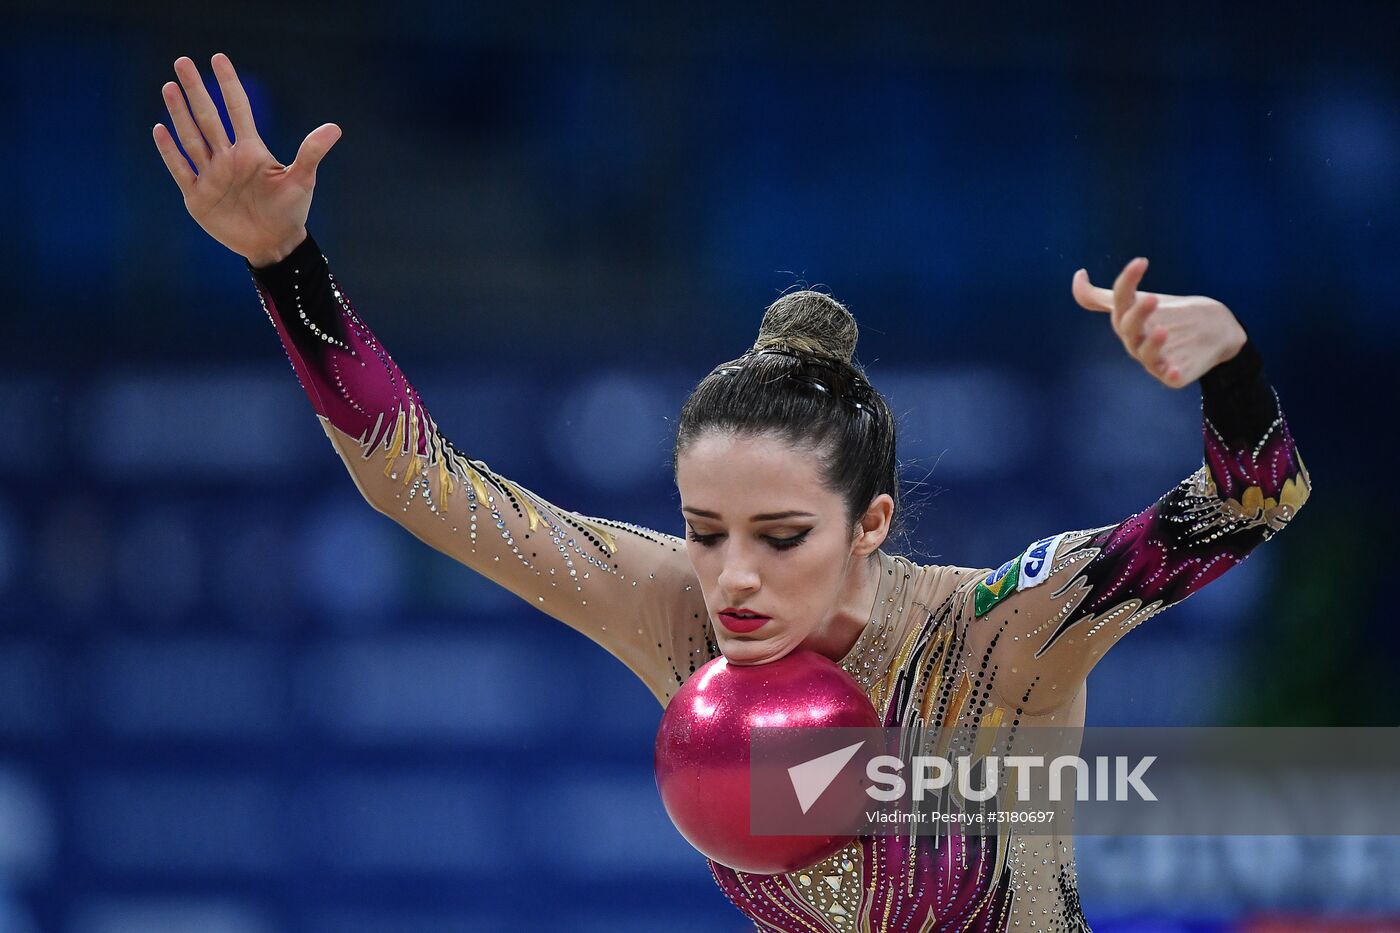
[974,555,1021,617]
[1017,532,1067,591]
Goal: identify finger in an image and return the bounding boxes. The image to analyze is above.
[152,123,196,194]
[287,123,342,186]
[1111,257,1149,325]
[1118,293,1159,352]
[210,52,259,143]
[1072,268,1114,312]
[1153,357,1185,389]
[162,80,210,170]
[1138,326,1169,371]
[174,55,231,150]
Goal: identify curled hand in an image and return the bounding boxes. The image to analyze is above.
[1072,258,1247,389]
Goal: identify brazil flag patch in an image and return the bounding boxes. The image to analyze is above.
[974,555,1021,618]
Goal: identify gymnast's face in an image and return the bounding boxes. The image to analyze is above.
[676,430,889,666]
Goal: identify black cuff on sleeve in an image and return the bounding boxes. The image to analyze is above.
[246,231,324,291]
[1199,335,1278,446]
[246,231,346,357]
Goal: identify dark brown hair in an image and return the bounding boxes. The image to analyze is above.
[672,289,905,552]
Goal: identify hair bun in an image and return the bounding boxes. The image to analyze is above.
[752,289,859,365]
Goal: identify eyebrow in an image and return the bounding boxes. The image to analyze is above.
[681,507,816,522]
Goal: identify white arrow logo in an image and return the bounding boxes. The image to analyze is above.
[788,741,866,814]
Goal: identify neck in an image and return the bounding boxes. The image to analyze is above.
[803,549,883,663]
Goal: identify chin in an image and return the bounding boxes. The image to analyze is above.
[719,637,794,666]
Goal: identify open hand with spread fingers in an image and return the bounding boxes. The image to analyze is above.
[1072,258,1248,389]
[152,53,341,267]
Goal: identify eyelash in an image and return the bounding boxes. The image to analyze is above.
[686,529,810,551]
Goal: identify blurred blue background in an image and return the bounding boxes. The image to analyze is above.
[0,1,1396,930]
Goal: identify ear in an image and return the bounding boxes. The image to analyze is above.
[853,493,894,556]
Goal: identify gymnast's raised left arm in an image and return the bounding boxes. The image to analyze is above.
[964,258,1311,715]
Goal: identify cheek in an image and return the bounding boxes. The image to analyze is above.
[781,538,848,600]
[684,543,719,590]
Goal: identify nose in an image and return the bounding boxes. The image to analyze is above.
[717,547,761,599]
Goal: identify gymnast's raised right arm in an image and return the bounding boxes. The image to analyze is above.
[152,53,713,705]
[246,235,713,702]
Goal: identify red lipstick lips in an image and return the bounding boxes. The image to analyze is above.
[718,608,771,634]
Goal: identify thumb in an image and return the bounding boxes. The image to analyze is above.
[1071,267,1113,312]
[288,123,342,185]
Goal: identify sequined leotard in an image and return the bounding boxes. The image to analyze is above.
[247,233,1310,932]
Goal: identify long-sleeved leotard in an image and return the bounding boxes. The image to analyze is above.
[247,233,1310,931]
